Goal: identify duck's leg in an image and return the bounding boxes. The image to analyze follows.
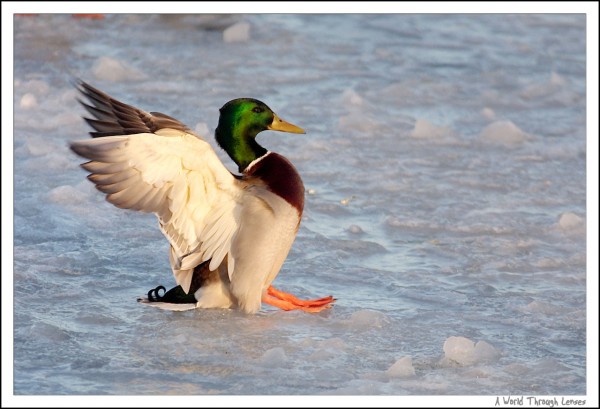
[261,285,335,312]
[267,286,335,307]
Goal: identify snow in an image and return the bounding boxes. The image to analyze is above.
[7,12,591,400]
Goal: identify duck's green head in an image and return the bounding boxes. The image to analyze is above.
[215,98,305,172]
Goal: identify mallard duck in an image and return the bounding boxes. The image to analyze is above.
[70,81,335,314]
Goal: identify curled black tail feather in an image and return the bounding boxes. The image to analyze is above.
[145,285,197,304]
[147,285,167,302]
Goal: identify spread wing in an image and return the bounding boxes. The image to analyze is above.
[76,80,192,137]
[70,81,242,293]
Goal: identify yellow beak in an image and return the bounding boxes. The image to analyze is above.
[267,114,305,134]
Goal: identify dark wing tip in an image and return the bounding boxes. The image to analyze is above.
[74,80,193,138]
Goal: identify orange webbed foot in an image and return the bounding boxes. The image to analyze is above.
[262,285,336,313]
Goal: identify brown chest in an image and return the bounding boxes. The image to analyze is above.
[243,152,305,215]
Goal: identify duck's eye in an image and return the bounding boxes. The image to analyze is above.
[252,106,264,113]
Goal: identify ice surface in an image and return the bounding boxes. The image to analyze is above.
[8,13,588,397]
[410,119,450,139]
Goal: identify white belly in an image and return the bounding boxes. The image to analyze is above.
[194,189,301,314]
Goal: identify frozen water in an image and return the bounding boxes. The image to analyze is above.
[6,10,593,400]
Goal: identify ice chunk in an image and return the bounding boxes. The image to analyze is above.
[532,257,562,269]
[386,356,415,378]
[520,71,567,100]
[321,337,347,350]
[480,107,496,120]
[443,336,475,365]
[347,310,390,329]
[410,119,449,139]
[256,347,287,367]
[558,212,584,231]
[20,93,38,109]
[442,336,500,366]
[24,135,55,156]
[472,340,501,362]
[47,184,91,205]
[223,22,251,43]
[523,300,562,315]
[159,14,240,31]
[27,322,72,343]
[555,212,586,237]
[479,120,528,146]
[16,79,50,96]
[338,113,381,133]
[92,56,147,82]
[341,89,363,106]
[307,338,348,361]
[550,71,567,87]
[340,196,356,205]
[347,224,364,234]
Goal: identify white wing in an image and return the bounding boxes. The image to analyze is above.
[70,82,243,293]
[71,130,242,293]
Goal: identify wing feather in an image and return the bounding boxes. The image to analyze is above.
[76,81,191,138]
[72,132,244,292]
[70,81,245,293]
[81,160,129,174]
[71,82,253,292]
[87,168,138,185]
